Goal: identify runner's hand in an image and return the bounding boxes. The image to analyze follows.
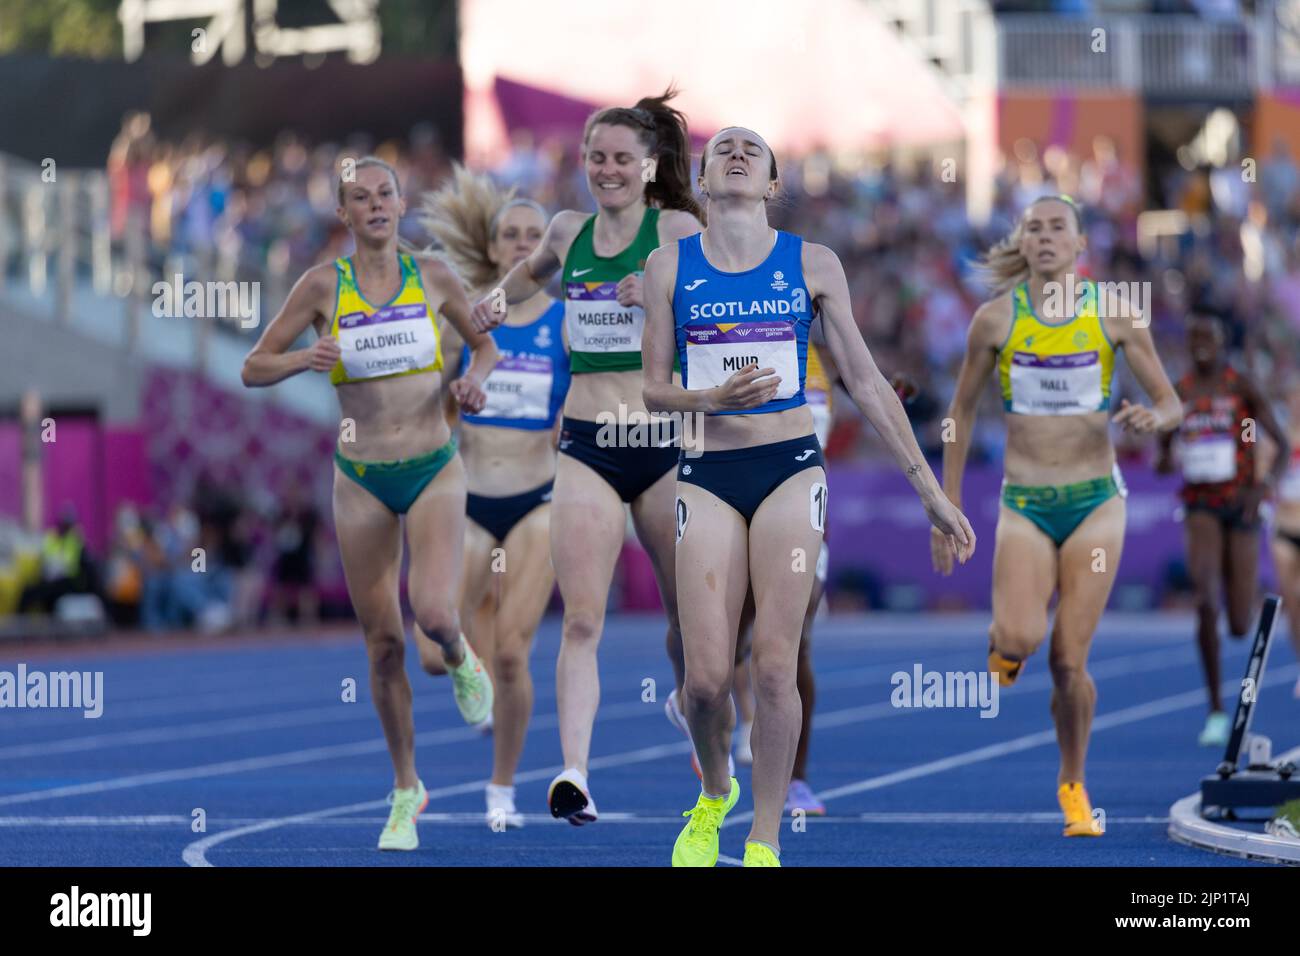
[615,273,643,308]
[470,292,508,333]
[451,374,487,414]
[711,362,780,411]
[1112,398,1160,434]
[306,335,341,372]
[925,493,975,575]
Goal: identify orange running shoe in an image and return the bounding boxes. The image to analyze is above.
[1057,782,1103,837]
[988,642,1025,687]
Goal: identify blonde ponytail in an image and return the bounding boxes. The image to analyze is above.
[975,221,1030,296]
[418,164,546,295]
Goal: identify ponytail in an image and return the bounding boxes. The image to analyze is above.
[584,86,703,222]
[974,222,1030,296]
[420,164,514,293]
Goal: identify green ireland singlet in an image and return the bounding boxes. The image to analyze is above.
[562,206,671,374]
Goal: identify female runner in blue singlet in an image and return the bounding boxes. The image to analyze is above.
[420,166,569,827]
[643,127,975,867]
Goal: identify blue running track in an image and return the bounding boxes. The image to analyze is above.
[0,613,1295,866]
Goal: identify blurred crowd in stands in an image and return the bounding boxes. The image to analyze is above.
[1,479,324,635]
[13,105,1298,633]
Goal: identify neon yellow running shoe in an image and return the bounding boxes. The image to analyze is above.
[742,841,781,867]
[671,777,739,867]
[378,779,428,851]
[448,636,493,725]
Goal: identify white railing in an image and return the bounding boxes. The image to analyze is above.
[996,15,1254,94]
[1269,0,1300,86]
[0,154,293,364]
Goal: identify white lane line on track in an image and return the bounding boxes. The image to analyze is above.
[181,739,694,866]
[5,642,998,757]
[178,643,1215,866]
[0,812,678,827]
[0,692,469,760]
[0,697,668,808]
[0,651,363,715]
[0,812,1175,828]
[722,662,1300,830]
[5,637,989,736]
[7,642,1196,808]
[810,644,1199,733]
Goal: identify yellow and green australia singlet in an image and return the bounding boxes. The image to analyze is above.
[328,252,454,516]
[997,280,1115,416]
[330,253,443,386]
[996,279,1125,547]
[563,207,676,374]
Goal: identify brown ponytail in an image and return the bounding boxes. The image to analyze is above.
[584,86,703,222]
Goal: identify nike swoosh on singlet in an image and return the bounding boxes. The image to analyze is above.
[572,268,593,277]
[684,279,707,291]
[795,449,814,461]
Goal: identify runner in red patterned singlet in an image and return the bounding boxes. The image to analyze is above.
[1156,312,1288,746]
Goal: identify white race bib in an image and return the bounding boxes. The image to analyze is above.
[1008,350,1102,415]
[477,354,553,421]
[684,322,798,400]
[337,303,439,381]
[1181,435,1237,484]
[565,282,643,354]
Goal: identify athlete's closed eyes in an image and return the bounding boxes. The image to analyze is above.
[587,151,636,166]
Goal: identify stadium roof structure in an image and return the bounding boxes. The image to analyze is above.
[461,0,965,161]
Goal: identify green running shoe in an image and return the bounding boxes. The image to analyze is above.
[742,841,780,867]
[448,637,493,725]
[1198,710,1230,748]
[378,779,428,851]
[671,777,740,867]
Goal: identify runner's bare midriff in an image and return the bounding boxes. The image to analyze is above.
[334,372,451,463]
[563,368,667,421]
[459,424,556,497]
[687,405,817,454]
[1004,412,1115,486]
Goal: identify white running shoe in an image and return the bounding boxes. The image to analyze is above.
[665,689,736,779]
[665,688,691,735]
[448,636,494,725]
[735,719,754,766]
[547,767,598,825]
[485,783,524,829]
